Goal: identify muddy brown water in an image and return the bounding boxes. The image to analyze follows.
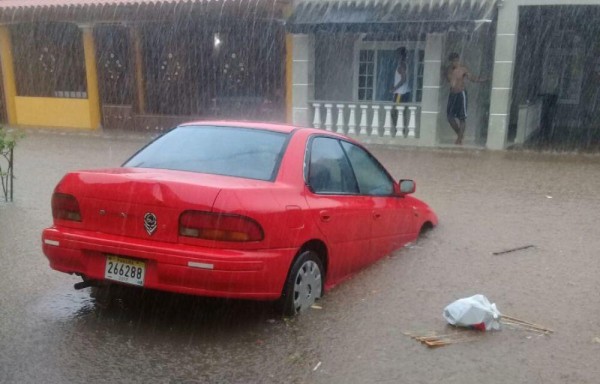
[1,129,599,383]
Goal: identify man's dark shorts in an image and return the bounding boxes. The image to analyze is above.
[447,90,467,121]
[394,92,411,103]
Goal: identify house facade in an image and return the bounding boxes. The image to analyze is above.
[287,0,600,151]
[504,0,600,151]
[0,0,598,151]
[0,0,290,132]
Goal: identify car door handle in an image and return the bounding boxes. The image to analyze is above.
[319,210,332,222]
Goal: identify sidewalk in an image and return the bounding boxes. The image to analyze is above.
[7,125,159,142]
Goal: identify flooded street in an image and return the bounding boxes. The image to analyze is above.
[1,129,600,383]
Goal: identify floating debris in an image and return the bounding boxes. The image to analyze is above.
[500,314,554,334]
[492,245,535,255]
[404,331,483,348]
[443,294,501,331]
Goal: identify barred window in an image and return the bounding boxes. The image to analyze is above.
[12,23,87,98]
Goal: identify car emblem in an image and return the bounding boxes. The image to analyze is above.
[144,212,157,235]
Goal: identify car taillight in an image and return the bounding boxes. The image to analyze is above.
[179,211,264,242]
[51,193,82,222]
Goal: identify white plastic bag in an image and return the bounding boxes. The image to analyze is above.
[443,294,502,331]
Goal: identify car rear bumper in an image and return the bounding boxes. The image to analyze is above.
[42,227,297,300]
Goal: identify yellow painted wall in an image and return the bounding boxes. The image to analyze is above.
[15,97,93,128]
[0,27,17,125]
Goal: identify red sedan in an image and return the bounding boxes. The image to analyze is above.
[42,121,437,315]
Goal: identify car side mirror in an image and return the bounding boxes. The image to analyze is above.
[398,179,416,195]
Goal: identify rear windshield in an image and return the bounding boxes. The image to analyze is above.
[124,125,289,181]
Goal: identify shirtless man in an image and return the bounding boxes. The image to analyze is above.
[446,52,487,145]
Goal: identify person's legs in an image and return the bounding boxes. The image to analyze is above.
[391,94,400,128]
[456,118,466,145]
[448,91,467,145]
[447,92,461,143]
[458,91,468,145]
[448,115,460,135]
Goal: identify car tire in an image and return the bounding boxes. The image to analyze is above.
[278,250,324,316]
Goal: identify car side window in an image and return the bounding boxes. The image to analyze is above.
[308,137,359,194]
[341,141,394,196]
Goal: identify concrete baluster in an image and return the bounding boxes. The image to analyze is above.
[336,104,345,133]
[383,105,393,136]
[407,106,417,138]
[371,105,380,136]
[359,105,369,136]
[324,104,333,131]
[395,105,404,138]
[348,104,357,135]
[312,103,322,129]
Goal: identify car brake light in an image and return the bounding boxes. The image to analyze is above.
[52,193,82,222]
[179,211,264,242]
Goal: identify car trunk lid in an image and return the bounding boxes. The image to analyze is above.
[58,168,241,243]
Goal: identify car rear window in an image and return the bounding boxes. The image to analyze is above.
[124,125,289,181]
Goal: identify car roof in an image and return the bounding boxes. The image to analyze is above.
[177,120,355,141]
[178,120,299,134]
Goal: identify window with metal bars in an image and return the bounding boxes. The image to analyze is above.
[357,47,424,103]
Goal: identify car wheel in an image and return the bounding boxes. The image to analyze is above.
[279,250,324,316]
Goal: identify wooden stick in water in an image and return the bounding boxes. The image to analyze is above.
[501,315,554,333]
[501,320,551,334]
[492,245,534,255]
[423,337,480,347]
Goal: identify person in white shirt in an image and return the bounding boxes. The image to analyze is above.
[391,47,411,131]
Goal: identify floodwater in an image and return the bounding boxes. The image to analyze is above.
[1,129,600,383]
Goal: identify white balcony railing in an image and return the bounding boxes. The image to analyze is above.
[310,101,421,140]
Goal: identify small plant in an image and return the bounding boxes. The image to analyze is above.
[0,126,22,202]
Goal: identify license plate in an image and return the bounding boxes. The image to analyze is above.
[104,255,146,286]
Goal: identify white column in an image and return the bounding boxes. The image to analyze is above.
[383,105,393,136]
[407,106,417,138]
[336,104,345,133]
[486,2,518,150]
[312,103,322,129]
[324,104,333,131]
[348,104,357,134]
[359,104,369,135]
[371,105,380,136]
[419,33,445,146]
[291,34,315,127]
